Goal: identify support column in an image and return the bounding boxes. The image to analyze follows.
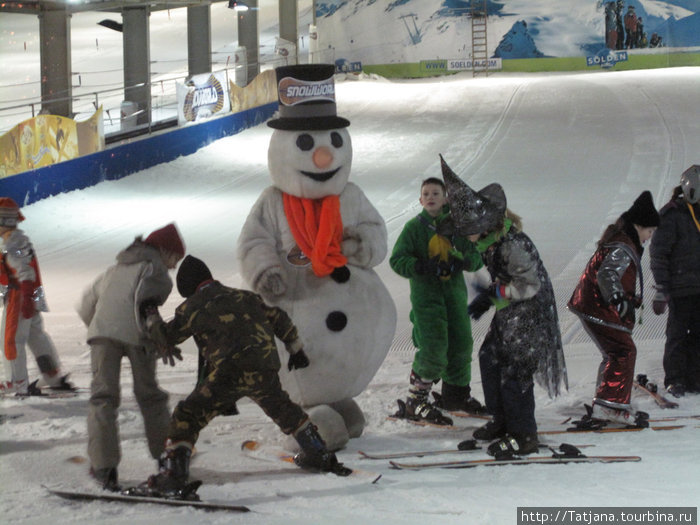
[279,0,298,65]
[237,0,259,85]
[188,3,212,77]
[122,6,151,125]
[39,6,72,117]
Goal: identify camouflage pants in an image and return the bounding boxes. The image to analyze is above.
[168,363,307,446]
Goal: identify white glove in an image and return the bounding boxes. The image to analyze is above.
[257,267,286,296]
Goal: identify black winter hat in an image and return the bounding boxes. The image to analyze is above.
[623,190,660,227]
[177,255,213,298]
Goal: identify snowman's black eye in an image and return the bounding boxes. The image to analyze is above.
[296,134,314,151]
[331,132,343,148]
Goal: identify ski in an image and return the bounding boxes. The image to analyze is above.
[46,486,250,513]
[358,442,594,461]
[0,413,23,424]
[634,374,679,409]
[240,440,382,482]
[389,449,641,470]
[385,415,462,430]
[358,439,481,460]
[539,424,684,435]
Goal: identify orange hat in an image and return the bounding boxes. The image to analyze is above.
[144,223,185,259]
[0,197,25,227]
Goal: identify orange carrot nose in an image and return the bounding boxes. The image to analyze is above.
[312,146,334,170]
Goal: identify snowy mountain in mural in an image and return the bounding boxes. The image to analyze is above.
[314,0,700,63]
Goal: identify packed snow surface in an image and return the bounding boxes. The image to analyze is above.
[1,65,699,524]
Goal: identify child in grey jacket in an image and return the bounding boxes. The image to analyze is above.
[77,223,185,491]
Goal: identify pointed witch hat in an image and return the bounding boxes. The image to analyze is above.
[439,154,507,236]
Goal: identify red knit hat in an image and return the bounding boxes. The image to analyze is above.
[0,197,25,227]
[144,223,185,258]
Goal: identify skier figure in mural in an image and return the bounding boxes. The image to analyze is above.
[568,191,660,427]
[0,197,75,396]
[136,255,350,498]
[624,5,638,49]
[438,156,567,458]
[604,2,618,50]
[238,64,397,451]
[650,166,700,398]
[635,17,645,48]
[615,0,625,50]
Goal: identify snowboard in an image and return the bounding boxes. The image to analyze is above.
[634,374,679,409]
[46,486,250,513]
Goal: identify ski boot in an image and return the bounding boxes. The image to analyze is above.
[394,371,453,426]
[48,374,77,392]
[138,442,199,499]
[293,421,352,477]
[394,397,454,426]
[472,418,507,441]
[90,466,121,492]
[666,384,685,398]
[591,401,649,428]
[487,433,539,459]
[432,383,487,415]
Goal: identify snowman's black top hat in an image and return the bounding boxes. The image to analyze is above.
[267,64,350,131]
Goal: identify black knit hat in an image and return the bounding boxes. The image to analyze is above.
[176,255,213,298]
[623,190,660,227]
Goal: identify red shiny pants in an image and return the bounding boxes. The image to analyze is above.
[582,320,637,405]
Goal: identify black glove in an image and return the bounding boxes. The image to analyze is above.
[652,290,669,315]
[437,255,464,277]
[468,287,495,320]
[610,292,635,323]
[159,346,183,367]
[288,349,310,371]
[414,255,440,276]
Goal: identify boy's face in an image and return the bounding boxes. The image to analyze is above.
[163,251,183,270]
[420,183,447,217]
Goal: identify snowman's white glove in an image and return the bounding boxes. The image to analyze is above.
[342,226,371,267]
[256,266,287,296]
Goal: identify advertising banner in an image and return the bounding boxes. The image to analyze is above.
[177,71,231,125]
[0,108,104,178]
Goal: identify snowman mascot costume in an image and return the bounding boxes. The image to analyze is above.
[238,65,396,450]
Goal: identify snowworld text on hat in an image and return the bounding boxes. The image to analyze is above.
[279,77,336,106]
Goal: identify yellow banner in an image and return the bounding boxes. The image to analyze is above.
[0,107,104,178]
[229,69,277,113]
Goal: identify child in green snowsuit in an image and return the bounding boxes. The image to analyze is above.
[390,177,484,424]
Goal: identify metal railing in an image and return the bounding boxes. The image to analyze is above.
[0,52,294,140]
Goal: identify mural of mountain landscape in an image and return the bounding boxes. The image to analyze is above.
[313,0,700,69]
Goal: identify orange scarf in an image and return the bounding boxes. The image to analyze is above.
[283,193,347,277]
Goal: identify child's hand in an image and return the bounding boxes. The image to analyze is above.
[160,345,183,367]
[288,349,310,371]
[414,255,440,276]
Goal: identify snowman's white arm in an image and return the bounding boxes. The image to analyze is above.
[341,183,388,268]
[237,189,286,291]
